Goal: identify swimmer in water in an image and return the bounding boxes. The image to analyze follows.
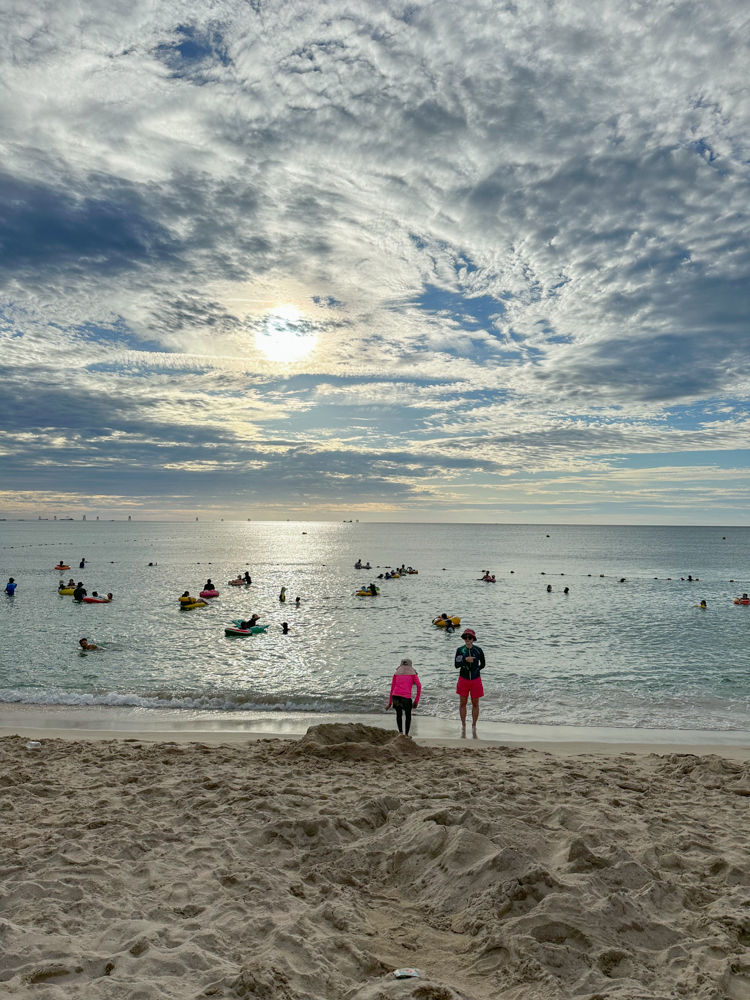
[437,612,455,633]
[282,622,289,634]
[546,584,552,593]
[79,638,98,650]
[563,587,569,595]
[295,596,301,607]
[699,600,707,608]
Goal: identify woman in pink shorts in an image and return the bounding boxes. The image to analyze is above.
[454,629,485,733]
[387,657,421,736]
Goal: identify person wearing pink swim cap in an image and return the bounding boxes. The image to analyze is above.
[454,629,485,734]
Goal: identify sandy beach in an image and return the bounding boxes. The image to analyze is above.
[1,721,750,1000]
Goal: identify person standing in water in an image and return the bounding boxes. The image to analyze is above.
[279,587,286,602]
[73,582,87,601]
[387,658,421,736]
[455,629,485,735]
[5,577,17,595]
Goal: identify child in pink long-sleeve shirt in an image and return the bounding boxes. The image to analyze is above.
[387,657,421,736]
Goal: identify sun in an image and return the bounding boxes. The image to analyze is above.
[255,305,317,362]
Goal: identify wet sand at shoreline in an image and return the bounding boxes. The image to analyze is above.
[3,704,750,759]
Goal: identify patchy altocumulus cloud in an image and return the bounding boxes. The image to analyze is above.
[0,0,749,518]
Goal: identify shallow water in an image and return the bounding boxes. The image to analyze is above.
[1,521,749,730]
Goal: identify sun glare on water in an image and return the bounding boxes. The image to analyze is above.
[255,305,317,363]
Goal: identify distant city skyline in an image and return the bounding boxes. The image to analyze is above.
[1,1,748,522]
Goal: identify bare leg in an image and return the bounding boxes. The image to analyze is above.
[471,697,480,727]
[459,695,468,729]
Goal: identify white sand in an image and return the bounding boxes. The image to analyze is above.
[1,721,750,999]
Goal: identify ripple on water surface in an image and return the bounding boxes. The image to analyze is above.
[1,521,749,730]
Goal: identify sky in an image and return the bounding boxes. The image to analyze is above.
[1,0,749,522]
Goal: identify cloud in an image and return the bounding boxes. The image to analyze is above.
[0,0,749,516]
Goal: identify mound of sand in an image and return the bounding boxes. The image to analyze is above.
[1,736,749,999]
[280,722,427,761]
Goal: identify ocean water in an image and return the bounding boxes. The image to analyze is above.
[0,521,749,732]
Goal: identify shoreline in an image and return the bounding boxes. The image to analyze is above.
[2,702,750,757]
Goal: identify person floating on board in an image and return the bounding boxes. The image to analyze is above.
[455,629,485,736]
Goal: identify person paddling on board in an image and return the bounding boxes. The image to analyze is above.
[455,629,485,736]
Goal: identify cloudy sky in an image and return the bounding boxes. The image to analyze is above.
[1,0,749,521]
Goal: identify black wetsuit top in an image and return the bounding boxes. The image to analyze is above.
[454,644,485,681]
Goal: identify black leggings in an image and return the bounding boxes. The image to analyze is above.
[392,696,413,735]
